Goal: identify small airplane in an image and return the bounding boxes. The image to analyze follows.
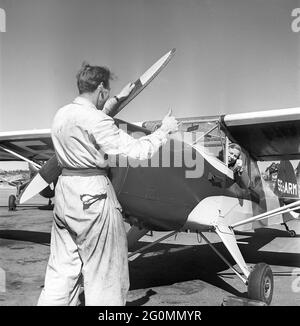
[0,173,30,210]
[1,49,300,305]
[0,131,55,210]
[0,106,299,305]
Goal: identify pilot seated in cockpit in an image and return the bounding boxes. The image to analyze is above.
[227,143,251,190]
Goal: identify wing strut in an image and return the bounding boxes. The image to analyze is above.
[0,145,42,169]
[231,199,300,229]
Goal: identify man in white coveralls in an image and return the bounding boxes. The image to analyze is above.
[38,62,179,306]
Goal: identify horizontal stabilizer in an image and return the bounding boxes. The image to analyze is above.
[126,225,149,251]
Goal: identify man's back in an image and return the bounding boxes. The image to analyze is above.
[52,97,112,170]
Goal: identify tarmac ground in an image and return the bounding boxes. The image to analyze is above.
[0,187,299,306]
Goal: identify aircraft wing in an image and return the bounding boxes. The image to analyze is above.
[0,121,149,166]
[0,129,53,162]
[222,107,300,161]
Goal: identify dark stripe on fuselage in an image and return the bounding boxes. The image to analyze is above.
[112,139,260,231]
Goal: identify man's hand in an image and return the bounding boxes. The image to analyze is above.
[116,82,135,101]
[233,159,244,174]
[103,82,135,115]
[160,109,179,134]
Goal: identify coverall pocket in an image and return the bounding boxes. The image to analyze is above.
[80,192,107,210]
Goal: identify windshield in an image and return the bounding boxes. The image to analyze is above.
[180,120,227,163]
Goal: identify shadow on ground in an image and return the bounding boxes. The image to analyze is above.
[128,227,300,304]
[0,230,50,246]
[1,226,299,305]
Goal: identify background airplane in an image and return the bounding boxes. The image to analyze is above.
[0,173,30,210]
[0,130,55,210]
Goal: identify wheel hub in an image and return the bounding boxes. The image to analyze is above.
[264,276,272,298]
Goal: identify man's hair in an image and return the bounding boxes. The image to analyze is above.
[229,143,241,153]
[76,62,113,94]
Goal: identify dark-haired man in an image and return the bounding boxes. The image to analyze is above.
[38,63,178,306]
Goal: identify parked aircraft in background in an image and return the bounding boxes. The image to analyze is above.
[0,131,55,210]
[0,173,30,210]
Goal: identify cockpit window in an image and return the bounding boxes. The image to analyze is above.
[142,118,229,165]
[180,120,227,163]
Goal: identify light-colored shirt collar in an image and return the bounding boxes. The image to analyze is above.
[73,96,97,110]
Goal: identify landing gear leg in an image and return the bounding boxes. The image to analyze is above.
[201,224,274,305]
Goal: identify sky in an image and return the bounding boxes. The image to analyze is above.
[0,0,300,169]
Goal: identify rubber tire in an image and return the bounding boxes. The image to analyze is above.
[248,263,274,305]
[288,230,297,237]
[8,194,16,211]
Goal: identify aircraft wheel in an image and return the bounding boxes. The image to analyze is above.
[248,263,273,305]
[8,194,17,211]
[288,230,297,237]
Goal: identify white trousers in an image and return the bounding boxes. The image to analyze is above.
[38,175,129,306]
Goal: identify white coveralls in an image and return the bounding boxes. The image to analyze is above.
[38,97,168,306]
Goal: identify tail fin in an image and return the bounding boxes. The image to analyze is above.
[274,160,300,221]
[273,160,299,204]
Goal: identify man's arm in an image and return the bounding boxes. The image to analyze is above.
[102,97,119,116]
[103,83,135,116]
[91,111,178,161]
